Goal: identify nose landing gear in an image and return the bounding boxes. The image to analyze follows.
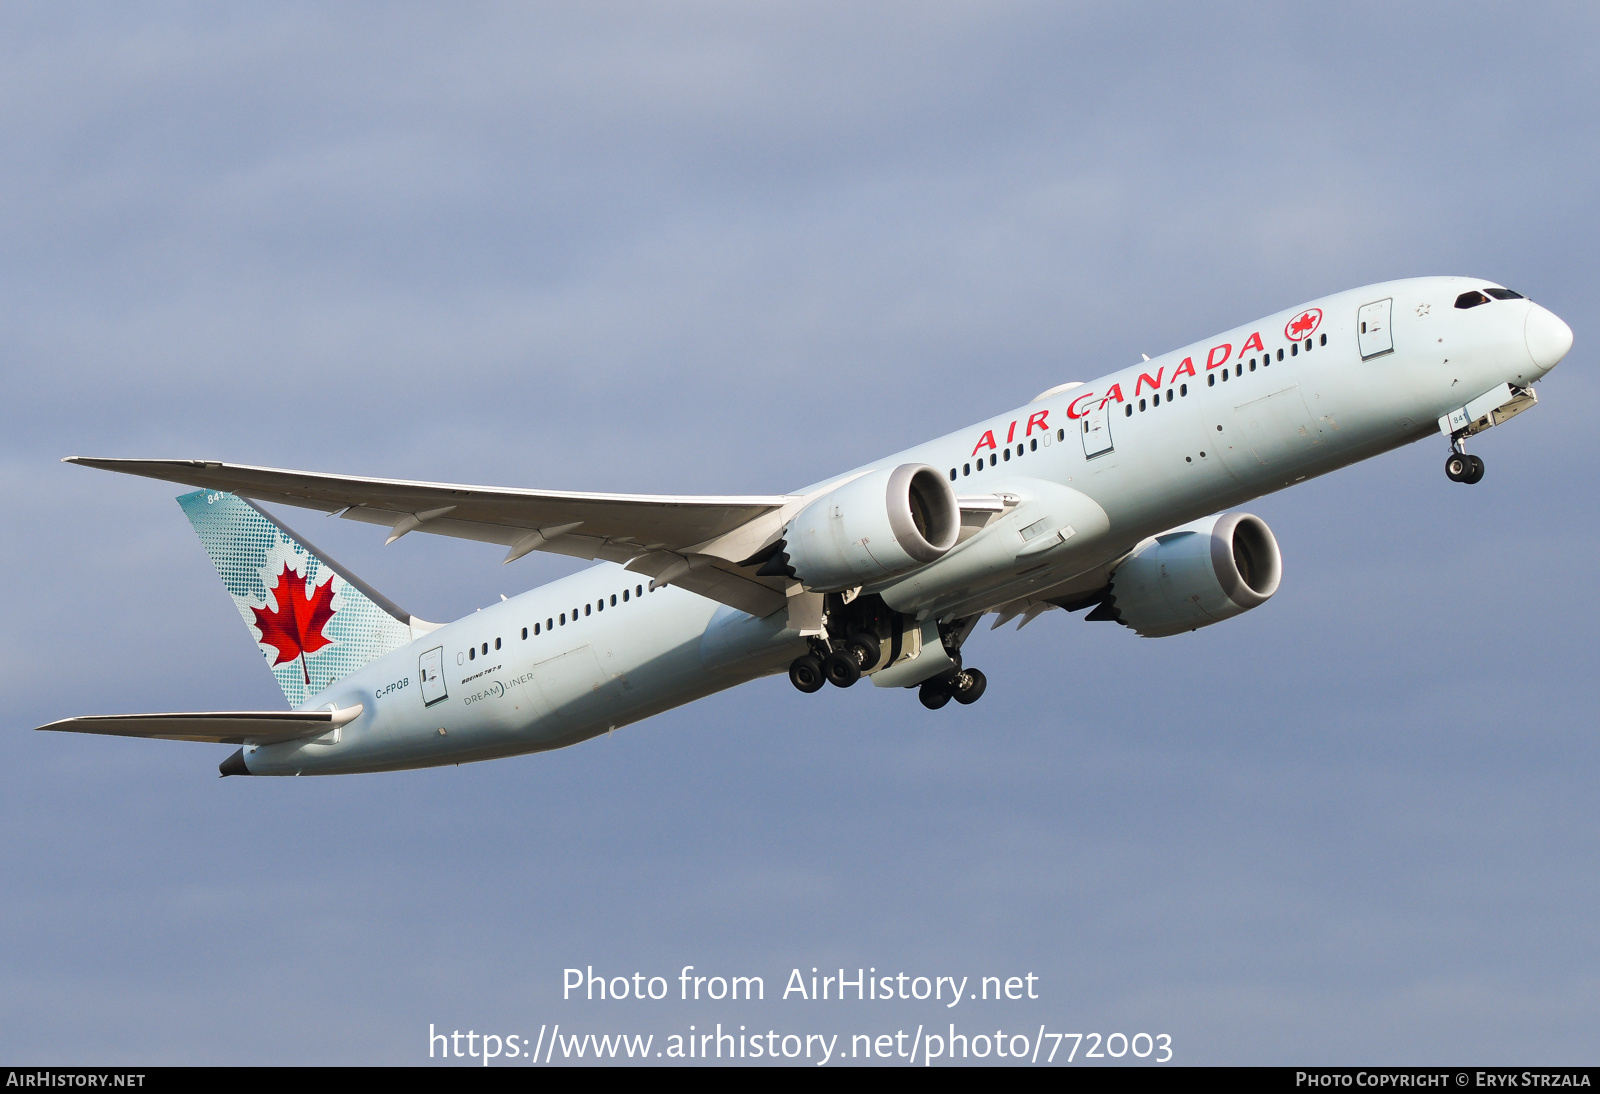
[1445,451,1485,484]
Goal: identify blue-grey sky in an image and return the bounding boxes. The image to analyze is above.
[4,2,1597,1065]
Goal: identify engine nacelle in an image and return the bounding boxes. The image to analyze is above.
[1100,512,1282,637]
[779,464,960,592]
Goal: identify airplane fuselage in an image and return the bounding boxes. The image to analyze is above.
[244,276,1568,774]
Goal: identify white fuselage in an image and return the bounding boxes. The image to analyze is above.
[245,276,1567,774]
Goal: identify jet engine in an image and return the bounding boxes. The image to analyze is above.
[755,464,961,592]
[1094,512,1281,637]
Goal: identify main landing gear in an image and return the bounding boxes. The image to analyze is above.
[786,632,988,709]
[918,668,987,710]
[788,632,881,694]
[785,597,988,709]
[1445,451,1485,484]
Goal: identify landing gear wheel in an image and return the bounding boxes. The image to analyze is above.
[1445,453,1469,482]
[823,650,862,688]
[846,631,881,672]
[788,655,824,693]
[951,668,987,705]
[1463,454,1485,484]
[918,680,951,709]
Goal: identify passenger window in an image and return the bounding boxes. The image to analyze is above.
[468,647,475,660]
[636,585,643,597]
[1180,384,1187,395]
[1030,439,1037,451]
[1276,348,1284,360]
[1003,449,1010,461]
[1166,388,1173,400]
[1485,288,1523,300]
[547,617,554,630]
[1057,428,1064,441]
[596,599,602,612]
[1248,359,1256,371]
[494,637,501,650]
[949,468,956,480]
[1124,404,1133,416]
[584,604,591,616]
[1139,398,1147,412]
[610,594,617,606]
[1208,374,1215,387]
[963,463,971,475]
[1220,369,1228,382]
[1291,343,1298,356]
[622,590,628,602]
[1235,363,1241,376]
[559,613,566,625]
[535,623,541,635]
[1319,333,1327,345]
[1304,338,1312,351]
[482,643,488,655]
[990,454,997,466]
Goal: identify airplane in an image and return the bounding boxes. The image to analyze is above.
[37,277,1572,776]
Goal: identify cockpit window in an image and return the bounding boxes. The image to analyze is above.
[1485,287,1524,300]
[1455,290,1491,309]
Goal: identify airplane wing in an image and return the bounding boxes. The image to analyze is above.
[36,707,362,745]
[66,457,802,617]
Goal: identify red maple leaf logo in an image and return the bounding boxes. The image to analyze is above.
[251,564,337,685]
[1285,308,1322,341]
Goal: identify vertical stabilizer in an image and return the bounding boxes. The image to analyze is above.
[177,490,423,705]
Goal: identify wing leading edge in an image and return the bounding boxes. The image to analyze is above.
[66,457,801,617]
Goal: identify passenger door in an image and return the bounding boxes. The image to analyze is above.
[418,646,448,707]
[1357,298,1394,359]
[1080,403,1114,458]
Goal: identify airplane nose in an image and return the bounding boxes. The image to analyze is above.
[1525,304,1573,372]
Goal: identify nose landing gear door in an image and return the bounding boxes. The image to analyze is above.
[419,646,448,707]
[1081,402,1114,458]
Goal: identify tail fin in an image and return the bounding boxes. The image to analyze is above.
[177,490,431,705]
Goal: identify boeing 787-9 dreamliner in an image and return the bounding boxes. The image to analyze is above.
[39,277,1573,776]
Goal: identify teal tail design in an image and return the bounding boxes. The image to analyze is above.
[177,490,424,706]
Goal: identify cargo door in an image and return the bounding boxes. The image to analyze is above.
[532,644,616,724]
[1232,386,1326,466]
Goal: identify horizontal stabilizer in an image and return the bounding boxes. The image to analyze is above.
[36,706,362,745]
